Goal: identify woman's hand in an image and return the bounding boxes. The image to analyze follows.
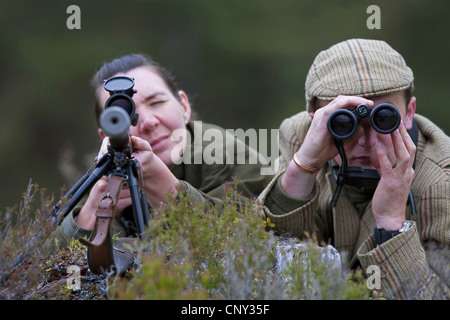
[76,135,180,230]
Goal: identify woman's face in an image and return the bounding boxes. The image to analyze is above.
[97,66,191,167]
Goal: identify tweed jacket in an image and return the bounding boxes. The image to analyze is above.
[259,111,449,299]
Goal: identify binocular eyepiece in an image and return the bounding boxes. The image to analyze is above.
[99,76,138,149]
[327,103,401,140]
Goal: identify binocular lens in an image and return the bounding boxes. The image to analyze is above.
[329,113,355,137]
[372,107,398,132]
[327,103,401,139]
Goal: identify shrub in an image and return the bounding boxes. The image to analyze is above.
[0,181,55,299]
[1,181,371,300]
[107,183,370,300]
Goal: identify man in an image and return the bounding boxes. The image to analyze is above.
[258,39,449,299]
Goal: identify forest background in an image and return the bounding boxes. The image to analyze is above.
[0,0,449,209]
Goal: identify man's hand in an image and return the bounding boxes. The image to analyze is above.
[281,96,374,199]
[372,121,416,230]
[297,95,374,169]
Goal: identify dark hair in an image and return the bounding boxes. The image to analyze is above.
[91,53,181,124]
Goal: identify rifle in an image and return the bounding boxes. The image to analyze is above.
[52,76,150,274]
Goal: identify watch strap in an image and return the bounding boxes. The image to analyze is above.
[374,221,413,246]
[374,228,400,245]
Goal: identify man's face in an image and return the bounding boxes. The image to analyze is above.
[326,92,416,170]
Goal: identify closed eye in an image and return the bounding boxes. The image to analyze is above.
[150,100,166,106]
[142,92,168,106]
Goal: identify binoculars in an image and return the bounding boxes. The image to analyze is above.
[327,103,401,140]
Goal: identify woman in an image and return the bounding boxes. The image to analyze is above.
[55,53,272,242]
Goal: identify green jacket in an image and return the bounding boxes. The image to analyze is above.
[259,111,450,299]
[51,121,273,246]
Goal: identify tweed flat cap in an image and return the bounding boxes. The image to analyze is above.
[305,38,414,112]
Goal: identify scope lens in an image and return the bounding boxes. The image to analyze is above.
[106,96,134,116]
[372,107,399,132]
[330,114,355,137]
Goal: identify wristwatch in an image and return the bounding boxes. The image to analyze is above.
[374,221,413,245]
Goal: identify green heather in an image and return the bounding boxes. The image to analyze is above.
[0,181,373,300]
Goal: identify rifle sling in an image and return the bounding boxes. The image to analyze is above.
[79,175,132,274]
